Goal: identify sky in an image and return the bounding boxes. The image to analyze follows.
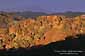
[0,0,85,13]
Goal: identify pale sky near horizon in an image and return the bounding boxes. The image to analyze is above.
[0,0,85,13]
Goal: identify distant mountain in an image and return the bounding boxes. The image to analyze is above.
[15,11,47,18]
[1,11,85,18]
[50,11,85,17]
[13,11,85,18]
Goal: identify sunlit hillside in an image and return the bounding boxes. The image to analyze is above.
[0,12,85,49]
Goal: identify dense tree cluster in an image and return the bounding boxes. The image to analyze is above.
[0,13,84,49]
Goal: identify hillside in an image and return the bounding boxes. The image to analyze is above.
[0,34,85,56]
[0,12,85,49]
